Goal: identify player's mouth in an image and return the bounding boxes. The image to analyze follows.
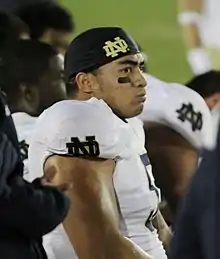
[135,93,146,103]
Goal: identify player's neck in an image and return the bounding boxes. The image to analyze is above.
[68,91,91,101]
[8,101,39,117]
[112,110,128,123]
[7,102,22,115]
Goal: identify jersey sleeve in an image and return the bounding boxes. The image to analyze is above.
[139,82,216,150]
[28,98,123,179]
[47,99,122,157]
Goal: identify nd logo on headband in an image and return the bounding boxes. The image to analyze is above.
[103,37,129,58]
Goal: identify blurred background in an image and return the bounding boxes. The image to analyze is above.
[59,0,191,83]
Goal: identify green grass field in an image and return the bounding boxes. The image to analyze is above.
[60,0,192,83]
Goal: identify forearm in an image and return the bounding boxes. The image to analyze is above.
[181,24,201,49]
[177,0,203,48]
[53,157,152,259]
[63,191,152,259]
[105,234,153,259]
[64,220,152,259]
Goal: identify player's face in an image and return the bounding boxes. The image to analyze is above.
[94,54,147,118]
[36,54,67,115]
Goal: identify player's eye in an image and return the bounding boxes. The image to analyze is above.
[139,64,145,72]
[122,67,132,74]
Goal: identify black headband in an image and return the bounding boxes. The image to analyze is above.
[64,27,140,80]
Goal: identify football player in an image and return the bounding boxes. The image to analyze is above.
[28,27,170,259]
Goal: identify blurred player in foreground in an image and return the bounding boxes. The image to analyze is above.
[0,80,70,259]
[169,115,220,259]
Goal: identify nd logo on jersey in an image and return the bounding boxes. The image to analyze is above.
[176,102,203,132]
[19,140,29,161]
[103,37,129,58]
[66,136,100,157]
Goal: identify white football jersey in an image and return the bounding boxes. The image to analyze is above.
[12,112,37,181]
[139,76,215,150]
[28,97,167,259]
[200,0,220,48]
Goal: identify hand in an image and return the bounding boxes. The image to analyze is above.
[40,177,73,192]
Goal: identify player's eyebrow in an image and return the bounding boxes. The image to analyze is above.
[118,59,145,67]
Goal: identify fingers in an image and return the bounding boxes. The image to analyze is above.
[40,177,73,191]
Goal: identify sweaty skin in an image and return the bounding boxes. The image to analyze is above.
[44,155,153,259]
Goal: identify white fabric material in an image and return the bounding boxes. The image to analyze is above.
[178,11,202,25]
[200,0,220,48]
[187,48,212,75]
[28,97,166,259]
[12,112,37,180]
[140,74,216,150]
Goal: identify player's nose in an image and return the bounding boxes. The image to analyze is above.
[134,71,147,88]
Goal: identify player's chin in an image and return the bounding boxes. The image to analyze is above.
[135,103,144,115]
[127,103,144,118]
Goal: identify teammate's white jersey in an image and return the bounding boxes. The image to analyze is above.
[12,112,37,181]
[200,0,220,48]
[140,74,216,150]
[28,97,167,259]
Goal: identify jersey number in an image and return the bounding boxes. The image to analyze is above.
[140,153,159,231]
[140,153,158,193]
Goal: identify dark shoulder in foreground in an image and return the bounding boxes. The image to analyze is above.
[169,125,220,259]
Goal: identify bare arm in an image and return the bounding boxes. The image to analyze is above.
[177,0,211,74]
[144,123,198,216]
[44,155,152,259]
[178,0,203,49]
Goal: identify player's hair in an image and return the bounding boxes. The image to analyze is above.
[15,2,74,39]
[0,40,57,103]
[136,42,147,73]
[0,11,29,48]
[65,79,78,97]
[186,70,220,98]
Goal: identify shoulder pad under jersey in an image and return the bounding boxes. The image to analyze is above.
[139,82,215,150]
[29,97,123,159]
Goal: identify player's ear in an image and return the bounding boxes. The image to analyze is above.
[75,72,94,94]
[209,93,220,110]
[19,84,38,103]
[19,83,40,115]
